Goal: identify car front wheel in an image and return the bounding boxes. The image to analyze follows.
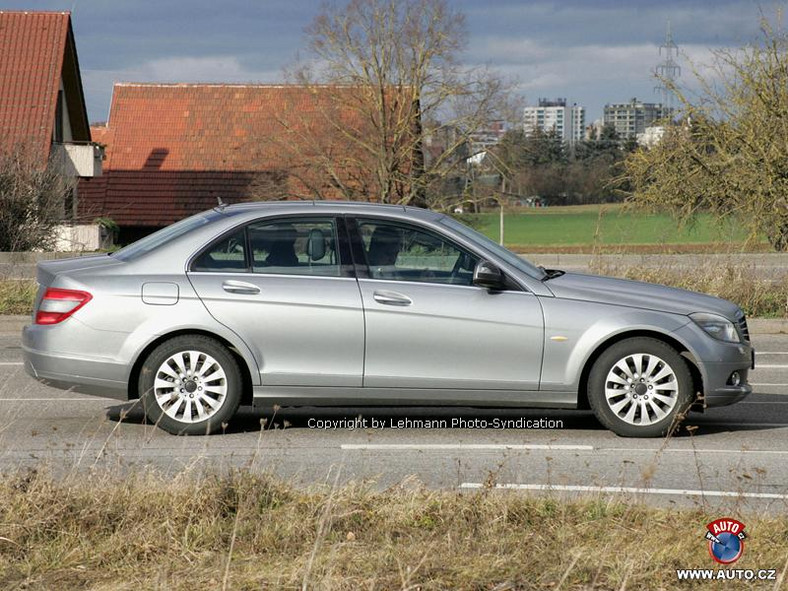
[139,335,242,435]
[588,337,694,437]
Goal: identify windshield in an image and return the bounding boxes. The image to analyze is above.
[112,213,213,261]
[440,216,547,280]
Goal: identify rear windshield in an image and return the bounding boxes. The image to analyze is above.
[111,213,214,262]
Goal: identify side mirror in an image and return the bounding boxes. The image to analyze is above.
[473,260,505,290]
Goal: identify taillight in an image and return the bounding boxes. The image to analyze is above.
[35,288,92,325]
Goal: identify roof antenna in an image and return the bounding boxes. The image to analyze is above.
[216,196,227,210]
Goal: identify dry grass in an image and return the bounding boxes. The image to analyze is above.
[591,260,788,318]
[0,468,786,590]
[510,242,775,254]
[0,280,36,316]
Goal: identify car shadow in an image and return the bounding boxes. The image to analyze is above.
[104,403,785,436]
[105,402,605,433]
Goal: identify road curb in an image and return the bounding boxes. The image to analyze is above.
[1,314,787,335]
[748,318,788,335]
[0,315,29,334]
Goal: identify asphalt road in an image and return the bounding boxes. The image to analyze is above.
[1,330,787,509]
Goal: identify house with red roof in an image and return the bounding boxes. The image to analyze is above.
[0,10,103,249]
[0,11,101,181]
[79,83,421,242]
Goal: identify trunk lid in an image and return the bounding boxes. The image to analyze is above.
[33,255,124,319]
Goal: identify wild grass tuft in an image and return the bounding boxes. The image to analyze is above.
[0,280,36,316]
[591,260,788,318]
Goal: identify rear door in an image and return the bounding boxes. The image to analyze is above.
[188,216,364,387]
[349,217,544,390]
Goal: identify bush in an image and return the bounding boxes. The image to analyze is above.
[0,146,73,251]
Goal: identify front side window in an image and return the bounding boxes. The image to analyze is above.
[439,215,546,280]
[356,219,478,285]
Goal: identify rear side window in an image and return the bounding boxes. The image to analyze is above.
[191,229,248,272]
[249,219,339,277]
[190,218,341,277]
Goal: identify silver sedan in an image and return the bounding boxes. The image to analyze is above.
[22,202,754,436]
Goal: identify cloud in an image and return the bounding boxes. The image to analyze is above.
[52,0,770,122]
[465,36,731,119]
[460,0,763,47]
[81,56,282,122]
[136,56,280,83]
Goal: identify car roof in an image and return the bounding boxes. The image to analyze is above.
[217,200,437,218]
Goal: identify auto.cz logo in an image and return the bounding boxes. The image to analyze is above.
[675,517,778,581]
[676,569,777,581]
[705,517,746,564]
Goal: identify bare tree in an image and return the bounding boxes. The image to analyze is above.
[281,0,513,208]
[0,145,74,251]
[623,15,788,251]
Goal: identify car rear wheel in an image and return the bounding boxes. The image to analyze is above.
[588,337,694,437]
[139,335,242,435]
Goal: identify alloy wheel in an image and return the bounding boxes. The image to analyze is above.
[603,353,679,426]
[152,350,228,423]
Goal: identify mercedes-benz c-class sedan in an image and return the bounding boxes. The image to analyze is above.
[22,202,754,436]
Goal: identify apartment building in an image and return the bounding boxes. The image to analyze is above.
[523,98,585,144]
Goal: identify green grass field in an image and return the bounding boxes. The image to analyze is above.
[470,204,761,251]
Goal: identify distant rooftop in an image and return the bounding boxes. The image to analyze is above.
[537,98,567,108]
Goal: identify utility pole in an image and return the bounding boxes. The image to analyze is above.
[654,20,681,113]
[499,177,506,245]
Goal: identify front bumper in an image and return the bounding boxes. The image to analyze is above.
[701,364,752,407]
[673,322,753,408]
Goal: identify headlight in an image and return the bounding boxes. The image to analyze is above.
[690,312,741,343]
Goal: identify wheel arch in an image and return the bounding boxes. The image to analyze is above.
[127,329,254,406]
[576,329,704,410]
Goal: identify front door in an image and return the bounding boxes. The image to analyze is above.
[351,218,544,390]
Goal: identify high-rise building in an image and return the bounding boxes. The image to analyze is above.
[523,98,585,144]
[603,98,669,140]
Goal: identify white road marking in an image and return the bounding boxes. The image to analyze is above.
[0,398,109,402]
[0,362,23,366]
[459,483,788,500]
[691,422,788,428]
[755,352,788,355]
[752,365,788,369]
[342,443,788,453]
[604,447,788,455]
[340,443,593,451]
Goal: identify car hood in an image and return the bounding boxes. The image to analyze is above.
[544,272,741,320]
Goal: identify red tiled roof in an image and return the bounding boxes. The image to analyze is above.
[79,83,399,227]
[0,11,72,159]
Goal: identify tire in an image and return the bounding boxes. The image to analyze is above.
[138,335,243,435]
[587,337,694,437]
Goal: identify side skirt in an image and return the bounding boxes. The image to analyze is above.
[251,385,577,409]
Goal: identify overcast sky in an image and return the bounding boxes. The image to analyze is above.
[10,0,772,124]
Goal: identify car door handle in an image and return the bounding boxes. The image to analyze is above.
[373,290,412,306]
[221,280,260,295]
